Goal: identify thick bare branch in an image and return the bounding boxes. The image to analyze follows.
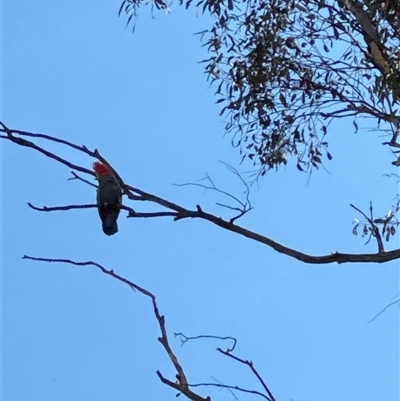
[4,124,400,265]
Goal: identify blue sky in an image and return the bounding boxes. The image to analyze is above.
[2,1,399,401]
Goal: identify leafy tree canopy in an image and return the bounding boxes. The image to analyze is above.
[121,0,400,174]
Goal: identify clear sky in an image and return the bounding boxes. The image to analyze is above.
[2,1,399,401]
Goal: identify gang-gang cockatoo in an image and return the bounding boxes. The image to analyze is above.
[93,162,122,236]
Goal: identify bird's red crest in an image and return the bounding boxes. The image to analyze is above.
[93,162,111,176]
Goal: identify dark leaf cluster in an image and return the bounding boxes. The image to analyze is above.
[119,0,400,173]
[351,197,400,249]
[195,0,400,174]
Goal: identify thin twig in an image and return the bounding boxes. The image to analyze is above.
[174,333,237,352]
[128,210,178,218]
[209,376,238,401]
[175,180,246,210]
[27,201,139,215]
[27,203,96,212]
[217,349,276,401]
[367,297,400,323]
[220,161,252,208]
[174,162,252,224]
[68,171,97,188]
[350,203,384,252]
[188,382,271,400]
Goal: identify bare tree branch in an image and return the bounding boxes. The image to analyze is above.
[3,124,400,264]
[174,333,237,352]
[174,162,253,223]
[175,178,247,212]
[0,124,94,176]
[68,171,97,188]
[188,382,271,400]
[172,333,275,400]
[27,202,140,216]
[368,295,400,323]
[27,203,97,212]
[22,255,210,401]
[209,376,239,401]
[217,348,276,401]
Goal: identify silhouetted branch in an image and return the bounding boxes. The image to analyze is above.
[175,176,245,210]
[27,203,97,212]
[27,202,139,216]
[0,123,142,201]
[0,125,94,176]
[217,348,276,401]
[26,201,181,219]
[174,333,237,352]
[174,162,252,223]
[382,172,400,182]
[368,294,400,323]
[0,122,94,154]
[228,208,251,224]
[350,200,400,252]
[350,202,384,251]
[172,333,275,400]
[3,123,400,264]
[220,161,252,207]
[188,382,271,400]
[68,171,97,188]
[22,255,210,401]
[209,376,238,401]
[129,210,178,218]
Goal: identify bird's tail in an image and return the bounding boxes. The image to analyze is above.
[102,215,118,236]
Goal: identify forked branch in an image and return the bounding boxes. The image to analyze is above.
[22,255,210,401]
[174,332,275,401]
